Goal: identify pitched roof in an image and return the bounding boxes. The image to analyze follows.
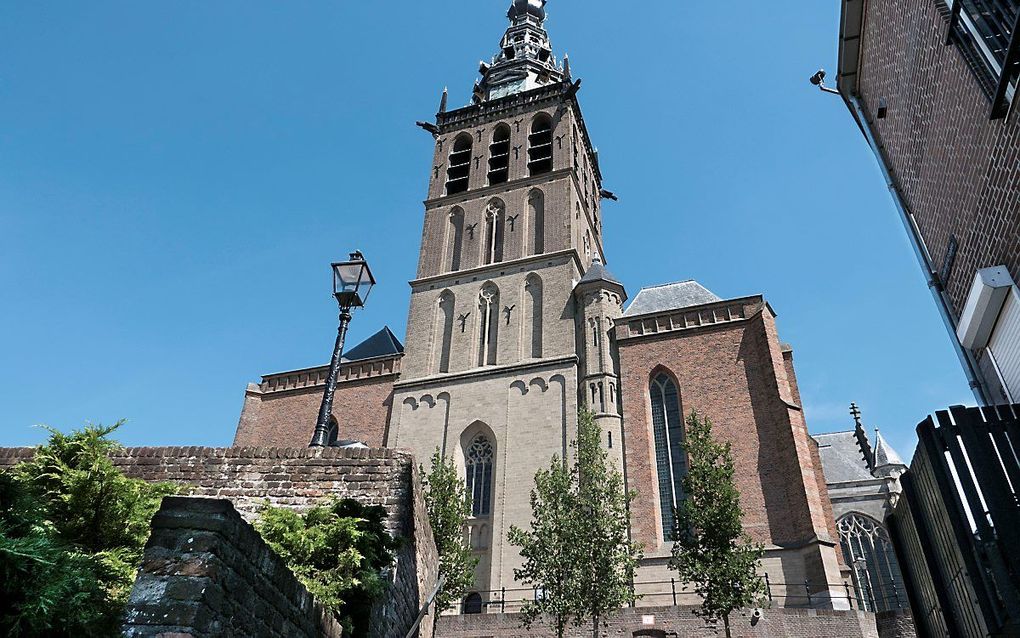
[341,326,404,363]
[577,258,622,287]
[814,431,875,483]
[623,281,721,317]
[873,431,906,468]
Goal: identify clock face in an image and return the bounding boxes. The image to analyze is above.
[490,79,526,99]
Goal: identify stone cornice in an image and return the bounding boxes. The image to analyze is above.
[423,168,573,208]
[252,354,402,396]
[409,249,583,290]
[394,355,577,392]
[616,296,766,342]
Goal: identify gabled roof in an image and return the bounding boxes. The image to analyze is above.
[577,258,622,287]
[341,326,404,363]
[623,281,721,317]
[814,431,875,483]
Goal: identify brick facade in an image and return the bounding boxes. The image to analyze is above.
[616,296,845,604]
[234,354,399,448]
[842,0,1020,402]
[123,497,344,638]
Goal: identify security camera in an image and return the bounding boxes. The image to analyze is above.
[810,69,827,86]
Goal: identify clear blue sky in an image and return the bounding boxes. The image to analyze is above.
[0,1,974,457]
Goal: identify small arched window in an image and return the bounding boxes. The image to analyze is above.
[528,114,553,176]
[463,592,483,614]
[488,124,511,185]
[466,434,494,517]
[650,373,687,541]
[437,291,456,374]
[446,134,472,195]
[478,284,500,366]
[327,417,339,447]
[528,190,545,255]
[838,514,907,612]
[448,208,465,272]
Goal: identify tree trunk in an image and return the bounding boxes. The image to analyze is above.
[723,613,731,638]
[592,614,599,638]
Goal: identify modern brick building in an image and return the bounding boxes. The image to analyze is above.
[836,0,1020,404]
[239,0,848,612]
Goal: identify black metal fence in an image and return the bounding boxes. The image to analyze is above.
[891,405,1020,638]
[460,575,900,615]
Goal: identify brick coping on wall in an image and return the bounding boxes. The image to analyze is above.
[0,445,407,463]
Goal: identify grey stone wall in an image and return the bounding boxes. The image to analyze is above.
[122,497,343,638]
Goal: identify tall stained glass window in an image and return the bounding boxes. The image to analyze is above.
[649,373,687,540]
[466,434,494,517]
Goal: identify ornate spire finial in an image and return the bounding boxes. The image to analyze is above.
[438,87,448,113]
[508,0,548,24]
[850,402,863,428]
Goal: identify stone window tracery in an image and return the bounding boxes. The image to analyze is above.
[478,284,500,366]
[483,200,505,265]
[838,514,907,612]
[650,372,687,541]
[448,208,465,272]
[529,190,545,255]
[436,291,456,373]
[525,275,543,359]
[466,434,494,517]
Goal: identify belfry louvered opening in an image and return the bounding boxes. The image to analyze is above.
[488,124,511,185]
[528,115,553,176]
[946,0,1020,118]
[446,134,473,194]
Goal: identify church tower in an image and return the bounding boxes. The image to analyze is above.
[389,0,616,601]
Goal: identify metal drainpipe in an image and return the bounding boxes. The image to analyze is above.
[839,91,992,406]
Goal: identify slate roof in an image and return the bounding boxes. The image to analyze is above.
[341,326,404,362]
[623,281,722,317]
[814,431,875,483]
[577,258,622,287]
[873,431,906,468]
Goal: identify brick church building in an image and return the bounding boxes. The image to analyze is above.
[235,0,847,612]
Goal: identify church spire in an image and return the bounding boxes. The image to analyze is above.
[475,0,566,103]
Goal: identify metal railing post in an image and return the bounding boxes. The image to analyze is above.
[844,581,853,609]
[501,587,506,613]
[671,578,677,606]
[765,572,773,607]
[805,580,812,607]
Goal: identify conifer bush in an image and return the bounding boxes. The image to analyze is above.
[0,423,176,637]
[255,498,399,638]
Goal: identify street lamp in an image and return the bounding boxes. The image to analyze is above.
[309,251,376,447]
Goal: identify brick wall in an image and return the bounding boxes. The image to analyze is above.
[0,445,439,638]
[436,605,882,638]
[853,0,1020,402]
[233,355,399,448]
[123,496,344,637]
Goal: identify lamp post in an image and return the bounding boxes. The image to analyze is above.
[309,251,376,447]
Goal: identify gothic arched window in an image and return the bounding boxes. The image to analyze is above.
[448,208,465,272]
[463,592,483,615]
[838,514,907,612]
[437,291,455,374]
[528,114,553,176]
[483,200,505,265]
[525,274,543,358]
[528,190,545,255]
[478,284,499,366]
[446,134,472,195]
[488,124,511,185]
[466,434,494,517]
[650,372,687,541]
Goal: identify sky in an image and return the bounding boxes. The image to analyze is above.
[0,1,975,457]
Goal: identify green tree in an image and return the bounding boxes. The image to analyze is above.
[420,449,478,618]
[669,411,765,638]
[1,422,177,637]
[255,498,399,638]
[507,451,576,638]
[508,409,642,638]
